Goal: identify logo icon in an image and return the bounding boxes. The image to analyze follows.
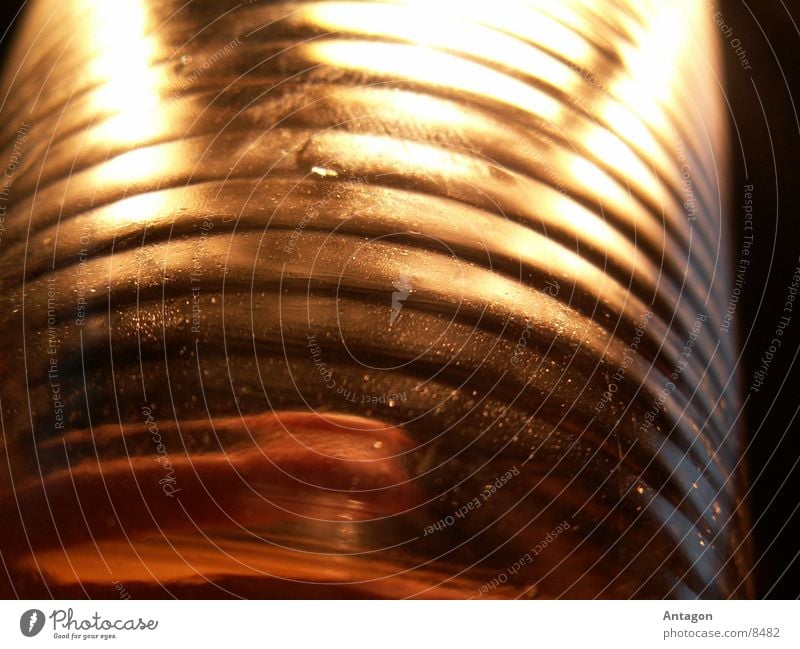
[20,609,45,637]
[390,272,412,326]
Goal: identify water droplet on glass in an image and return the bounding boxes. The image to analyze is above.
[311,166,338,178]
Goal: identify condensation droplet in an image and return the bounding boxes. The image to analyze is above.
[311,166,338,178]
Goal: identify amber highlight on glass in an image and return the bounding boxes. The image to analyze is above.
[0,0,750,598]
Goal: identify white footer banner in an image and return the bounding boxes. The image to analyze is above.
[0,600,796,647]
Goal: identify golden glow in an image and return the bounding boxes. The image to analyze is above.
[612,1,698,110]
[307,39,562,122]
[393,0,593,64]
[100,190,170,226]
[93,145,174,188]
[305,2,576,91]
[549,195,625,255]
[372,89,473,128]
[582,1,705,233]
[599,101,671,173]
[303,0,705,242]
[72,0,175,209]
[568,155,629,208]
[580,128,660,201]
[0,0,739,601]
[78,0,168,144]
[24,534,480,597]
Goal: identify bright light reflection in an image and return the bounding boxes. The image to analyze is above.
[79,0,167,145]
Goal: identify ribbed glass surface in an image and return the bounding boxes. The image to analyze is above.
[0,0,750,598]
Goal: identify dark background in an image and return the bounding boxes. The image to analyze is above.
[717,0,800,599]
[0,0,798,598]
